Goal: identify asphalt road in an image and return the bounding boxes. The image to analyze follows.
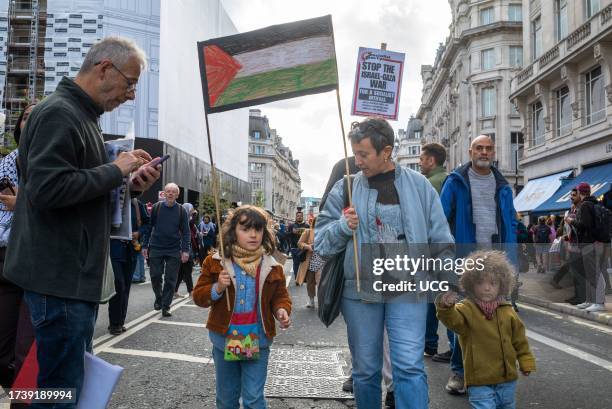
[84,262,612,409]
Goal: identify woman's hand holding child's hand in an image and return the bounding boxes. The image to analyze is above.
[440,291,459,308]
[216,269,231,294]
[275,308,291,329]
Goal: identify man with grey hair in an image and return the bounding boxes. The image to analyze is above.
[143,183,190,317]
[439,134,517,395]
[2,36,160,408]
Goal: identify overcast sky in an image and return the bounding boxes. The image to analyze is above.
[222,0,452,198]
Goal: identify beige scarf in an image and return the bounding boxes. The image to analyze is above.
[231,245,265,277]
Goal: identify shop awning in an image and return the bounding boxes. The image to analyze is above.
[532,161,612,213]
[513,169,573,213]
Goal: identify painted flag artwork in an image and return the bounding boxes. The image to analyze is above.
[198,15,338,114]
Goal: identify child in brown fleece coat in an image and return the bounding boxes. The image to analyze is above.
[436,250,536,409]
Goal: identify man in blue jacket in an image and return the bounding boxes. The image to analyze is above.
[439,134,517,396]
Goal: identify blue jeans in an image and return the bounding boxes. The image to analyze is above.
[450,331,464,375]
[23,291,98,409]
[341,297,428,409]
[132,252,146,282]
[149,255,180,309]
[212,346,269,409]
[468,380,517,409]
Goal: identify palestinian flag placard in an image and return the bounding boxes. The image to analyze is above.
[198,15,338,114]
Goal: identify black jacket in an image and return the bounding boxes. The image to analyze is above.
[574,196,597,244]
[3,77,124,302]
[319,156,358,210]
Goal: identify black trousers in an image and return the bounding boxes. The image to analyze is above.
[108,256,135,327]
[569,251,586,301]
[176,259,194,293]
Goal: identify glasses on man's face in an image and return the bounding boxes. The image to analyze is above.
[96,61,137,92]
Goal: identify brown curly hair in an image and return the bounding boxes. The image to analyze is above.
[460,250,516,300]
[221,205,276,257]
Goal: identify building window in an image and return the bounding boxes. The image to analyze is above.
[481,48,495,70]
[481,88,496,117]
[555,86,571,136]
[414,130,421,139]
[585,66,605,124]
[254,145,265,154]
[585,0,601,18]
[508,4,522,21]
[251,178,264,191]
[532,17,542,59]
[252,131,261,139]
[249,162,264,172]
[509,46,523,67]
[556,0,568,41]
[510,132,524,171]
[480,7,494,25]
[532,101,544,145]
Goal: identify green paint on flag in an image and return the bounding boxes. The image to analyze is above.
[215,59,337,107]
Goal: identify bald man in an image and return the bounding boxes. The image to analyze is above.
[438,135,518,395]
[143,182,190,316]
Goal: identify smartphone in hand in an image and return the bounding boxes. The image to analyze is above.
[131,155,170,185]
[0,177,16,196]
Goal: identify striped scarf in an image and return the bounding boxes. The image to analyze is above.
[474,297,504,320]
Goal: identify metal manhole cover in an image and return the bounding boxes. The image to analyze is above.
[265,347,353,399]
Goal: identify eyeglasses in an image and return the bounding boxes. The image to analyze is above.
[95,61,137,92]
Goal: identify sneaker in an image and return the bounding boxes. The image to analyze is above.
[342,375,353,393]
[585,303,606,313]
[121,326,127,332]
[445,372,466,395]
[162,309,172,317]
[108,325,122,336]
[424,346,437,357]
[432,350,452,363]
[306,297,315,309]
[384,390,395,408]
[565,297,584,305]
[154,302,162,311]
[576,302,592,309]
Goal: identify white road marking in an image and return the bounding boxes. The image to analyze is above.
[182,304,200,308]
[286,275,292,288]
[93,297,193,352]
[518,303,612,335]
[527,329,612,372]
[100,347,211,364]
[152,320,206,328]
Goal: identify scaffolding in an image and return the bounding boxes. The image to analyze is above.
[2,0,47,139]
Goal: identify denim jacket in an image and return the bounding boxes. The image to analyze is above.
[315,165,456,302]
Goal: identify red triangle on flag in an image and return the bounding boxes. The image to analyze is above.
[204,45,242,107]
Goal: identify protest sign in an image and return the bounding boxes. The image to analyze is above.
[351,47,405,120]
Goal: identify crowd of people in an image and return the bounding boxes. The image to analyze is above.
[0,34,609,409]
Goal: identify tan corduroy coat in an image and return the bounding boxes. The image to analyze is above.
[296,228,314,285]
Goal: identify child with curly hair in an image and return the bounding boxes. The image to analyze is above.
[436,250,536,409]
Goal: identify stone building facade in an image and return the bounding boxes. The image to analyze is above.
[248,109,302,220]
[395,116,423,172]
[417,0,525,192]
[510,0,612,185]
